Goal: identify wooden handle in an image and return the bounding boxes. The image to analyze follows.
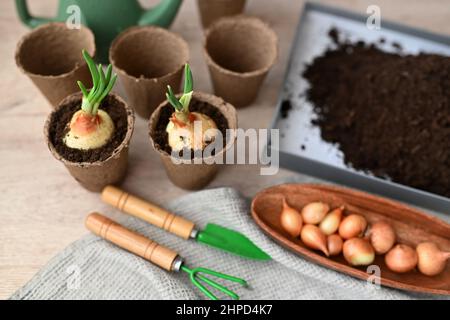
[85,212,179,272]
[101,186,196,240]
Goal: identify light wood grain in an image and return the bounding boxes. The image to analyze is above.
[102,185,196,239]
[86,213,179,272]
[1,0,449,299]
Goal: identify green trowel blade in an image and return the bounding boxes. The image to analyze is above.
[196,223,271,260]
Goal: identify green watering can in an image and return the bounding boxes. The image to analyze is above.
[15,0,183,62]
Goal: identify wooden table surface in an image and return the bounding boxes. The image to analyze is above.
[1,0,449,300]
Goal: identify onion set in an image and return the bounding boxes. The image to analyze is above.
[367,221,396,255]
[338,214,367,239]
[64,50,117,150]
[327,234,343,256]
[280,198,303,237]
[319,206,343,235]
[416,242,450,276]
[343,238,375,266]
[385,244,417,273]
[301,224,329,256]
[301,202,329,225]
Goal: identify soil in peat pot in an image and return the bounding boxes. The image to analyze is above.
[302,28,450,197]
[153,97,229,159]
[49,95,130,162]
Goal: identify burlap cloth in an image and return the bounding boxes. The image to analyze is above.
[11,179,449,300]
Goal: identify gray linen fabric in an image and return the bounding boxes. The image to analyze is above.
[11,184,449,300]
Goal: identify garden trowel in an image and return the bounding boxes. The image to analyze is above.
[101,185,271,260]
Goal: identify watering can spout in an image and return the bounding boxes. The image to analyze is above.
[139,0,182,28]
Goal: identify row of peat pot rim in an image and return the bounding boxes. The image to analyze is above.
[15,15,278,118]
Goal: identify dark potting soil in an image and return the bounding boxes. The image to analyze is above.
[280,99,292,119]
[153,97,229,159]
[303,28,450,197]
[49,95,130,163]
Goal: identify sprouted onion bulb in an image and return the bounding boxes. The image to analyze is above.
[339,214,367,239]
[280,198,303,237]
[385,244,418,273]
[319,206,344,235]
[367,221,396,255]
[301,225,329,256]
[327,234,343,256]
[301,202,330,225]
[64,50,117,151]
[416,242,450,276]
[343,238,375,266]
[65,110,114,150]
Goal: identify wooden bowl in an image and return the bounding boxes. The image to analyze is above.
[251,184,450,295]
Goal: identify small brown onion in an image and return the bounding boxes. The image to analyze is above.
[343,238,375,266]
[368,221,396,254]
[327,234,343,256]
[339,214,367,239]
[385,244,417,273]
[301,224,329,256]
[301,202,330,224]
[280,198,303,237]
[416,242,450,276]
[319,206,344,235]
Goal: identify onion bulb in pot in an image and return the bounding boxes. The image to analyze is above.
[327,234,343,256]
[339,214,367,239]
[280,198,303,237]
[301,224,329,256]
[301,202,330,224]
[385,244,417,273]
[367,221,396,254]
[319,206,344,235]
[416,242,450,276]
[343,238,375,266]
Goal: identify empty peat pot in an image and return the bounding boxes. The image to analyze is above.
[110,26,189,119]
[44,92,135,192]
[149,92,237,190]
[15,22,95,107]
[197,0,247,29]
[204,15,278,108]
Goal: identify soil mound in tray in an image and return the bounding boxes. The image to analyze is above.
[49,95,129,163]
[303,28,450,197]
[153,97,229,159]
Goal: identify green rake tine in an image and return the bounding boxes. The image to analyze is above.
[181,265,247,301]
[195,267,248,287]
[196,273,239,300]
[181,266,218,300]
[191,274,219,300]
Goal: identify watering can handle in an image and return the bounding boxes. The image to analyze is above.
[86,213,180,271]
[138,0,183,28]
[15,0,57,28]
[102,185,196,240]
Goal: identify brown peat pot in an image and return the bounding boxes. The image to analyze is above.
[149,92,237,190]
[44,92,135,192]
[110,26,189,119]
[204,15,278,108]
[197,0,247,29]
[251,184,450,296]
[15,22,95,108]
